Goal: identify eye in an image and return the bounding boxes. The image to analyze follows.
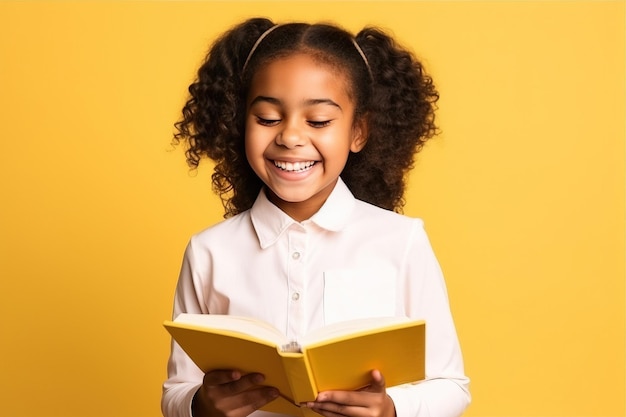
[256,116,280,127]
[308,120,332,128]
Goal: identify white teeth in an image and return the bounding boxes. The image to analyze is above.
[274,160,315,172]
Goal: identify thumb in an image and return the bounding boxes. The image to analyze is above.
[360,369,386,393]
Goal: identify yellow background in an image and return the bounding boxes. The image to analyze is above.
[0,1,623,416]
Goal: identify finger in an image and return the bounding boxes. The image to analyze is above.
[222,372,267,395]
[306,399,360,417]
[203,381,279,417]
[203,369,242,386]
[307,392,392,417]
[237,386,280,410]
[314,390,366,406]
[222,386,280,417]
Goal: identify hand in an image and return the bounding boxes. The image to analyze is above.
[192,369,279,417]
[304,370,396,417]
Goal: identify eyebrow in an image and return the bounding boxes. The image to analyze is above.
[249,96,342,111]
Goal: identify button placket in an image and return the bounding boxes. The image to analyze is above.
[286,227,307,341]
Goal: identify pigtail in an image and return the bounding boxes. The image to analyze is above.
[174,18,275,217]
[343,28,439,212]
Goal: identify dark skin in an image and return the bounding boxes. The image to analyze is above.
[191,369,396,417]
[191,370,278,417]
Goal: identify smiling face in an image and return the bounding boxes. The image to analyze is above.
[245,53,366,221]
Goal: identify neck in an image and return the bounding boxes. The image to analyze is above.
[267,191,322,222]
[264,179,338,222]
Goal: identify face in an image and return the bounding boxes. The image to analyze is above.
[245,53,366,221]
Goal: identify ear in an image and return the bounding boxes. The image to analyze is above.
[350,116,369,153]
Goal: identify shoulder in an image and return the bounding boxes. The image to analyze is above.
[351,199,432,245]
[354,199,424,229]
[189,210,254,249]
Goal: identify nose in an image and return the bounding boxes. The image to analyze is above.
[275,120,306,149]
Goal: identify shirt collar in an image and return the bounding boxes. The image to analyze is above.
[250,178,356,249]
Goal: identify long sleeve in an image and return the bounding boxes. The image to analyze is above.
[387,220,470,417]
[161,240,207,417]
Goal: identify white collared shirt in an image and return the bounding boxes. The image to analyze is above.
[162,178,470,417]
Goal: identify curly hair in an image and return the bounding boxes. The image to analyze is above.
[174,17,438,217]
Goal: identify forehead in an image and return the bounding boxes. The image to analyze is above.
[247,53,354,105]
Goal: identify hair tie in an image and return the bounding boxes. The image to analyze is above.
[243,25,280,71]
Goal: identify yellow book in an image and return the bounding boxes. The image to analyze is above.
[164,314,425,417]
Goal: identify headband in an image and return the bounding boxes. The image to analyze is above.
[242,24,373,79]
[242,25,281,71]
[351,38,373,79]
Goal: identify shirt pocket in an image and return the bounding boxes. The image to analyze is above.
[323,267,397,325]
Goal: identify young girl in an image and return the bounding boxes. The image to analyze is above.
[163,17,470,417]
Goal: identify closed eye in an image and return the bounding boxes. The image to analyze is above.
[256,116,281,127]
[308,120,332,128]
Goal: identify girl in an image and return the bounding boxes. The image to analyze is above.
[163,17,470,417]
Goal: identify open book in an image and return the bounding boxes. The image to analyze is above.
[164,314,425,417]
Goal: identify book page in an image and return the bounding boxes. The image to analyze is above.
[173,313,289,346]
[299,316,414,346]
[172,314,420,351]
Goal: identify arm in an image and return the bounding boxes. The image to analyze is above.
[161,240,279,417]
[305,220,470,417]
[388,220,471,417]
[162,240,209,417]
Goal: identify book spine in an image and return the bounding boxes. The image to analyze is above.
[281,352,318,404]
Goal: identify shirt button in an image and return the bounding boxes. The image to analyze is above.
[292,252,301,260]
[291,292,300,301]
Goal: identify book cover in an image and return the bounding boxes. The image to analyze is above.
[164,315,425,416]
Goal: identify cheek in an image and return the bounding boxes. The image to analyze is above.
[318,129,354,158]
[244,127,266,169]
[243,133,255,162]
[244,119,257,153]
